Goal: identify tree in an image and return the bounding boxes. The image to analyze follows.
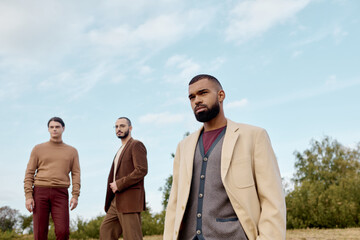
[160,175,173,211]
[0,206,19,232]
[286,136,360,228]
[19,214,33,234]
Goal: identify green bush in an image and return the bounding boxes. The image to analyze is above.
[141,208,164,236]
[286,137,360,229]
[70,215,104,239]
[0,230,21,240]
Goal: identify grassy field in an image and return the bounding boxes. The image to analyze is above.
[21,228,360,239]
[286,228,360,240]
[136,228,360,240]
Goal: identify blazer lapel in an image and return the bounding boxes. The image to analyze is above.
[184,128,202,180]
[116,138,133,173]
[221,119,240,181]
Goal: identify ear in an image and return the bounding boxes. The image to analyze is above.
[218,89,225,103]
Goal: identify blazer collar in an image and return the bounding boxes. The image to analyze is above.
[184,119,240,180]
[115,137,133,172]
[184,129,202,180]
[221,119,240,179]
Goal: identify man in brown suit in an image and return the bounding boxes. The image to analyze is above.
[100,117,148,240]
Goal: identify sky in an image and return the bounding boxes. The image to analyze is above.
[1,0,359,221]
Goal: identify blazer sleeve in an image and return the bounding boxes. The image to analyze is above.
[163,143,181,240]
[254,129,286,240]
[115,141,148,192]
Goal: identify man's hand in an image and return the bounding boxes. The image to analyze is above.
[70,197,78,211]
[110,181,118,193]
[25,199,35,213]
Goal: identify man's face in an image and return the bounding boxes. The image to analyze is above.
[188,79,221,123]
[115,118,131,139]
[48,121,64,138]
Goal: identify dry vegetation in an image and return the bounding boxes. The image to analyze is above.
[137,228,360,240]
[286,228,360,240]
[22,228,360,240]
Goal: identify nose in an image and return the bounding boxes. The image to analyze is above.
[194,95,202,105]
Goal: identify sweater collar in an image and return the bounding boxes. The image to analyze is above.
[49,138,63,144]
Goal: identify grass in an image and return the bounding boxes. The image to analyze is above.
[139,228,360,240]
[286,228,360,240]
[21,228,360,239]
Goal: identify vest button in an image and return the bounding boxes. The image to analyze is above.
[203,157,208,161]
[197,213,202,218]
[196,230,201,235]
[199,193,203,198]
[200,175,205,179]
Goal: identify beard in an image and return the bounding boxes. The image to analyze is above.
[194,101,220,123]
[117,129,130,139]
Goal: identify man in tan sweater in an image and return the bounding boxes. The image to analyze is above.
[24,117,81,240]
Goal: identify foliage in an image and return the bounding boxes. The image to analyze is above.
[159,175,173,211]
[19,214,33,234]
[159,132,189,212]
[286,136,360,229]
[141,206,164,236]
[70,215,104,239]
[0,230,21,239]
[0,206,19,232]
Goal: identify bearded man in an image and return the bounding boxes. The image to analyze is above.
[163,74,286,240]
[100,117,148,240]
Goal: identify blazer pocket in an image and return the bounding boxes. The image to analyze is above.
[229,158,254,188]
[216,217,238,222]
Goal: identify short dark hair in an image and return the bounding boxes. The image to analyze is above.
[189,74,223,89]
[47,117,65,127]
[118,117,132,126]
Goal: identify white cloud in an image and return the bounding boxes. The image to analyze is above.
[226,0,311,43]
[139,112,185,125]
[325,75,337,87]
[0,1,90,58]
[292,50,303,58]
[292,24,348,47]
[332,25,348,44]
[225,99,249,109]
[38,63,108,100]
[165,55,201,83]
[88,9,213,56]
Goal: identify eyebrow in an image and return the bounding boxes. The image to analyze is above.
[188,88,209,98]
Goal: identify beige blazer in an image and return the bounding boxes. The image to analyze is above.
[164,119,286,240]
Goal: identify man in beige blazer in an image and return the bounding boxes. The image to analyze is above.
[164,75,286,240]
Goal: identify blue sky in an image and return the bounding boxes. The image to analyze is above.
[1,0,359,221]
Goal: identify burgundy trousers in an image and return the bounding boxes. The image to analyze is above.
[33,186,69,240]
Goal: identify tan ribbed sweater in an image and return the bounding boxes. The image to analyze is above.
[24,139,81,200]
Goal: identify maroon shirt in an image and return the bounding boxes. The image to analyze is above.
[202,126,226,154]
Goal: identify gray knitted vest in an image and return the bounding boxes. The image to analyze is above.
[179,129,248,240]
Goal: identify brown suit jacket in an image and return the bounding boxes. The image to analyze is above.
[104,138,148,213]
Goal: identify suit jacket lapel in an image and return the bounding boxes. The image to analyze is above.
[221,119,240,181]
[185,128,202,180]
[116,138,133,174]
